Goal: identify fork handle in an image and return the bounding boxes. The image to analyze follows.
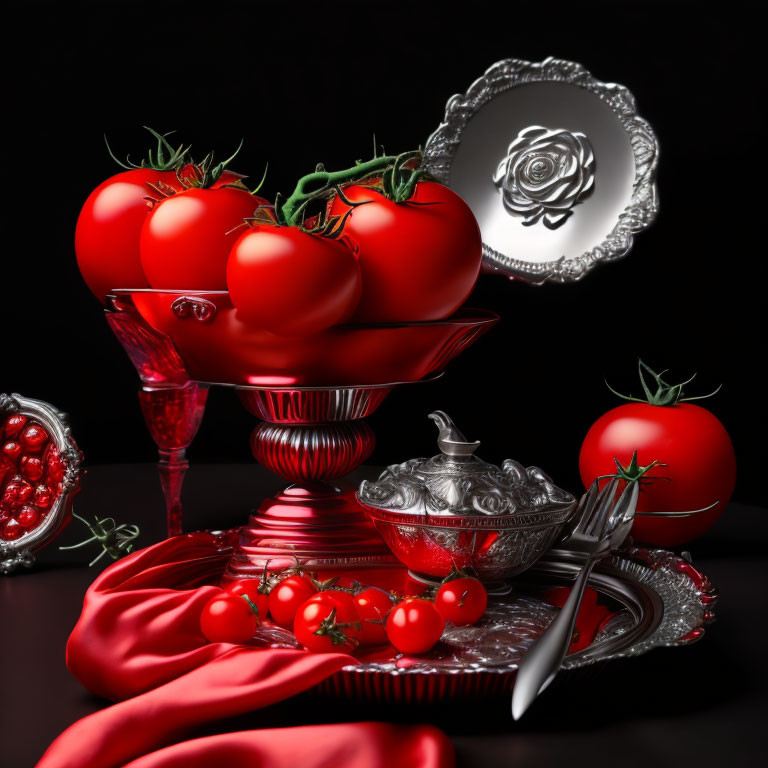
[512,558,597,720]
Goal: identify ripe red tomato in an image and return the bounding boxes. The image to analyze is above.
[76,167,178,301]
[328,181,482,322]
[293,591,362,653]
[141,186,260,290]
[199,592,259,644]
[76,157,245,303]
[267,573,318,628]
[579,365,736,547]
[386,598,445,654]
[435,577,487,626]
[226,225,362,336]
[353,587,395,646]
[225,578,269,622]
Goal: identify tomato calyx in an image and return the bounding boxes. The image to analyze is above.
[606,360,722,407]
[440,563,480,584]
[608,451,666,484]
[177,140,246,189]
[312,606,362,647]
[104,126,190,172]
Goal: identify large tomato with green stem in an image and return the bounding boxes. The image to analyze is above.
[141,144,264,290]
[226,154,408,335]
[328,152,483,323]
[76,128,247,301]
[579,361,737,547]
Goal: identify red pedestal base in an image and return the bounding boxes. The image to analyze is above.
[226,482,399,578]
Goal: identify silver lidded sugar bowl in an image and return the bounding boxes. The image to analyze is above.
[357,412,576,585]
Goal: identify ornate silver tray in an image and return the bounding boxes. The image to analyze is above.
[424,57,659,284]
[249,546,715,702]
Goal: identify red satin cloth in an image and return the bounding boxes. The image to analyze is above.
[36,532,454,768]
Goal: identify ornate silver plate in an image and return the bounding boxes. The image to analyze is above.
[249,546,715,701]
[424,57,659,284]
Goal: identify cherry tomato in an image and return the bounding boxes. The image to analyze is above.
[579,364,736,547]
[141,186,260,290]
[353,587,395,646]
[199,592,259,644]
[267,573,318,628]
[225,578,269,622]
[434,577,487,626]
[226,225,362,336]
[293,591,362,653]
[328,181,482,322]
[386,598,445,654]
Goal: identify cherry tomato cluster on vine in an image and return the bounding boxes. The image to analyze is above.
[198,562,489,657]
[76,128,483,336]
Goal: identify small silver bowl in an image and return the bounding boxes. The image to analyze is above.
[358,412,576,583]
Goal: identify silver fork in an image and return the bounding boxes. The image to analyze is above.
[511,478,639,720]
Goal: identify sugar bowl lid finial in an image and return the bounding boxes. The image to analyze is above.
[429,411,480,458]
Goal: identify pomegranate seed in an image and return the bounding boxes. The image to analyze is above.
[0,456,14,486]
[46,450,65,483]
[20,455,44,482]
[21,424,48,453]
[3,414,27,438]
[2,476,33,508]
[1,518,24,541]
[17,506,40,528]
[3,441,22,461]
[33,484,53,509]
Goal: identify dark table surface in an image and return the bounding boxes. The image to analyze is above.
[2,463,767,768]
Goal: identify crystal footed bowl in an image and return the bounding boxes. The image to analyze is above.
[107,290,498,387]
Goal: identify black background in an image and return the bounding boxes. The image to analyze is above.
[2,1,765,504]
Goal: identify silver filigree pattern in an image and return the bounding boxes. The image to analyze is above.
[493,126,595,228]
[423,57,659,283]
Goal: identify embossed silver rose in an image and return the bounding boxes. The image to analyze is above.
[493,126,595,228]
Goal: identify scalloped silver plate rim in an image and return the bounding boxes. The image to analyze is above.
[423,56,660,284]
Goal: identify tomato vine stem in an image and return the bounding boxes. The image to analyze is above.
[277,154,399,226]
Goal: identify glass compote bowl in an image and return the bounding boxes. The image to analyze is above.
[106,289,498,575]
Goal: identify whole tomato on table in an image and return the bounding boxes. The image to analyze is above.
[75,128,245,302]
[328,153,483,323]
[579,361,736,547]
